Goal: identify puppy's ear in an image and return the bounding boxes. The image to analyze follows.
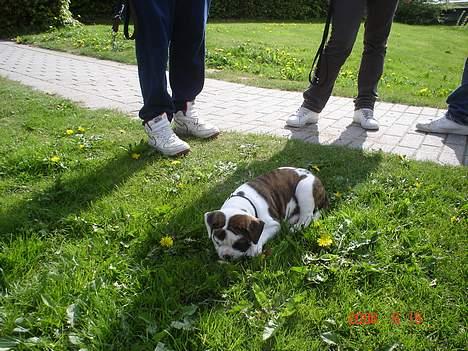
[247,218,265,245]
[313,176,329,210]
[204,211,226,238]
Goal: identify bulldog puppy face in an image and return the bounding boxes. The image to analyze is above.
[204,209,265,260]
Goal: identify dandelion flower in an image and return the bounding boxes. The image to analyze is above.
[160,236,174,248]
[131,153,141,160]
[50,155,61,163]
[317,234,333,248]
[171,160,181,166]
[334,191,342,198]
[77,126,86,133]
[79,144,85,150]
[66,129,74,136]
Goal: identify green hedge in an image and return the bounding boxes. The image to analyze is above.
[68,0,441,24]
[70,0,115,20]
[68,0,328,21]
[395,0,442,24]
[0,0,74,36]
[209,0,328,20]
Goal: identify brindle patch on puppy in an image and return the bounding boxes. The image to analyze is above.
[247,168,307,221]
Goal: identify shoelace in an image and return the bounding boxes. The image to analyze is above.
[361,110,374,120]
[295,107,309,119]
[156,123,177,144]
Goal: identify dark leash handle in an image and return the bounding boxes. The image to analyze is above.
[308,1,333,85]
[112,0,135,40]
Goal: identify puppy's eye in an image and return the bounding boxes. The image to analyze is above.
[233,238,250,252]
[213,229,226,241]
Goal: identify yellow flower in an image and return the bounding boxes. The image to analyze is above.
[50,155,61,163]
[171,160,181,166]
[160,236,174,248]
[79,144,85,150]
[77,126,86,133]
[131,153,141,160]
[317,234,333,247]
[334,191,342,198]
[66,129,74,135]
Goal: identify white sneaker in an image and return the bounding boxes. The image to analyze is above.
[173,101,220,139]
[416,114,468,135]
[353,108,379,130]
[144,114,190,156]
[286,106,319,127]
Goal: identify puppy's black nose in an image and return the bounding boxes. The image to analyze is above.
[222,254,231,261]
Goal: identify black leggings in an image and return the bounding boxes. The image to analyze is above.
[303,0,399,112]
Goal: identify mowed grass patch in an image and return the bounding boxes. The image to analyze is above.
[0,77,467,350]
[18,20,468,108]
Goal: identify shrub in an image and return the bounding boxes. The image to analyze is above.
[0,0,75,37]
[69,0,328,21]
[70,0,116,20]
[210,0,328,20]
[395,0,443,24]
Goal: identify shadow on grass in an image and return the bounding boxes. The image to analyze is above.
[0,151,155,239]
[97,137,383,350]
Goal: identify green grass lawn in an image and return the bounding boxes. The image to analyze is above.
[0,78,467,350]
[17,20,468,108]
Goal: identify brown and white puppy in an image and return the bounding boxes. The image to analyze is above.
[204,167,328,260]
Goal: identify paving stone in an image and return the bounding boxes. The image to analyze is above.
[422,134,446,147]
[406,106,423,114]
[370,143,395,153]
[380,135,402,145]
[399,134,424,149]
[414,145,441,162]
[396,113,419,126]
[392,146,416,157]
[391,104,408,112]
[386,124,410,137]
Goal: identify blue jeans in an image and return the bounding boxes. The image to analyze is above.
[447,58,468,126]
[132,0,210,121]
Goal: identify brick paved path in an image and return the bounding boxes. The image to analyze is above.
[1,41,466,166]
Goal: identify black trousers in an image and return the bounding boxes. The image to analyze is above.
[303,0,399,113]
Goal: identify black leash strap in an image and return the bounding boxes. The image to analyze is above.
[112,0,135,40]
[230,193,258,218]
[308,1,333,85]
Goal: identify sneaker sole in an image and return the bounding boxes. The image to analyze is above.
[285,120,318,128]
[171,148,191,157]
[174,129,220,139]
[416,125,468,135]
[147,141,191,157]
[352,120,379,130]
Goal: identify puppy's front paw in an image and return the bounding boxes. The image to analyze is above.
[248,244,263,257]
